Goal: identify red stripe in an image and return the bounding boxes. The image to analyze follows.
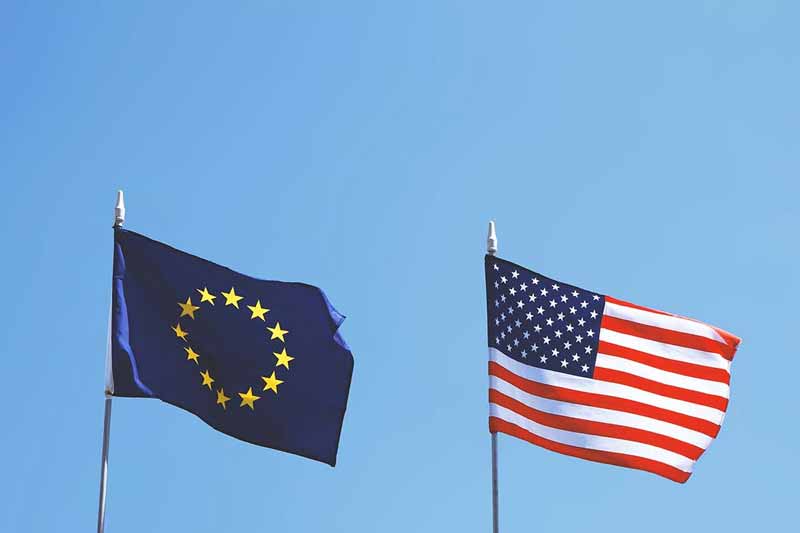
[597,341,730,384]
[490,389,704,460]
[489,362,720,437]
[601,315,736,360]
[605,296,741,352]
[605,295,672,317]
[593,367,729,411]
[712,326,742,350]
[489,417,691,483]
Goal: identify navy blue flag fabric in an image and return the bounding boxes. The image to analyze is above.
[110,229,354,466]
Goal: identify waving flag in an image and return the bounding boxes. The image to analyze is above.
[485,255,740,482]
[109,229,354,466]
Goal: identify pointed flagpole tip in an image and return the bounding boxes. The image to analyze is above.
[487,220,497,255]
[114,190,126,227]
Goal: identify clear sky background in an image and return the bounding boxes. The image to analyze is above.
[1,2,797,532]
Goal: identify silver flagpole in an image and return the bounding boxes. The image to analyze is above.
[97,397,112,533]
[487,221,499,533]
[97,190,125,533]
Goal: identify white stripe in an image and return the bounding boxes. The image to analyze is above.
[599,328,731,371]
[490,375,713,450]
[604,301,726,344]
[595,353,730,399]
[489,403,695,472]
[490,348,725,425]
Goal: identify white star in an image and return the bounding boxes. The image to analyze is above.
[590,310,598,319]
[560,295,568,303]
[540,355,548,363]
[532,278,540,285]
[554,330,563,338]
[587,330,595,337]
[501,276,508,284]
[569,306,577,314]
[549,299,557,308]
[592,295,600,301]
[578,318,586,326]
[528,294,537,302]
[566,324,574,332]
[585,345,592,354]
[537,306,545,315]
[512,270,519,279]
[501,294,507,302]
[507,307,513,314]
[521,350,528,358]
[495,336,500,343]
[552,284,560,291]
[494,318,500,326]
[531,343,539,352]
[557,312,565,321]
[509,287,517,296]
[523,331,530,339]
[513,338,519,346]
[507,344,512,352]
[533,324,542,333]
[494,300,499,308]
[552,348,559,356]
[520,283,528,291]
[564,341,572,349]
[494,281,499,289]
[575,335,583,343]
[526,312,533,320]
[517,300,524,309]
[540,288,549,296]
[546,318,554,326]
[580,301,588,308]
[514,319,521,327]
[543,336,551,345]
[506,325,512,333]
[501,332,506,339]
[581,364,589,372]
[571,290,579,298]
[560,359,568,368]
[572,354,580,362]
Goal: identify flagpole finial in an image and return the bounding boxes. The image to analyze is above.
[487,220,497,256]
[114,190,125,228]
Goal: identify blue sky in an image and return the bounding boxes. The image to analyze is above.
[1,2,797,532]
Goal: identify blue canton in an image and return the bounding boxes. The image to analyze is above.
[485,256,606,378]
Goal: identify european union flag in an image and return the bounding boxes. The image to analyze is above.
[109,229,354,466]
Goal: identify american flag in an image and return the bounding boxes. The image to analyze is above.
[485,255,740,483]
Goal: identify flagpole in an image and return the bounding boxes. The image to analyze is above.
[97,397,112,533]
[97,190,125,533]
[487,220,499,533]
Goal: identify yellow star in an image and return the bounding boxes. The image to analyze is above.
[172,322,188,341]
[238,387,260,409]
[221,287,244,308]
[184,346,200,364]
[178,297,200,319]
[196,287,217,305]
[267,322,288,342]
[216,388,231,409]
[274,348,294,369]
[200,369,214,390]
[261,371,283,394]
[247,300,270,321]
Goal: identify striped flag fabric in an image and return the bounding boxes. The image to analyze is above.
[485,255,740,483]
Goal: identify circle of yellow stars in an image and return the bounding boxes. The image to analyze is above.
[170,286,295,412]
